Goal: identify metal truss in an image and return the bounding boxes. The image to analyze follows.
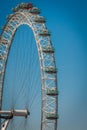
[0,3,58,130]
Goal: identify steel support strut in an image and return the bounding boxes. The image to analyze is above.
[1,119,10,130]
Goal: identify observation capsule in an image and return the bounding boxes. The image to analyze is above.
[19,3,33,9]
[34,16,46,23]
[46,87,58,96]
[46,113,58,120]
[19,3,25,8]
[44,67,57,74]
[29,7,40,14]
[39,29,51,36]
[42,46,54,53]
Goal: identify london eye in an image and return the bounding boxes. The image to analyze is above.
[0,2,58,130]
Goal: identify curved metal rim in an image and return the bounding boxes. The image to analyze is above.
[0,6,58,130]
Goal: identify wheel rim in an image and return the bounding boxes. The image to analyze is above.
[0,3,58,130]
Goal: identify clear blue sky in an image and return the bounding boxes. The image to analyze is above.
[0,0,87,130]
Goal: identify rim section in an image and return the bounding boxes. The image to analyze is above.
[0,3,58,130]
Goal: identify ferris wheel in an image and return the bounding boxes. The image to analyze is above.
[0,3,58,130]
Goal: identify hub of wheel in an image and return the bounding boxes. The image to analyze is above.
[0,109,29,119]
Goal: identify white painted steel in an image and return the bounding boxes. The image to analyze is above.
[0,3,58,130]
[1,119,10,130]
[0,109,29,116]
